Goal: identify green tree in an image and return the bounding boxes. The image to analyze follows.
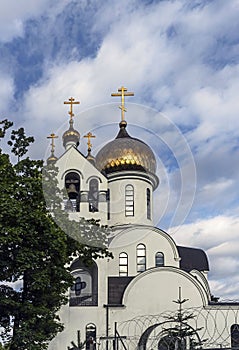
[0,120,111,350]
[159,288,205,350]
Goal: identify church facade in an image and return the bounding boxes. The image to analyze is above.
[48,88,239,350]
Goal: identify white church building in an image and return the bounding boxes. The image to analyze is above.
[47,88,239,350]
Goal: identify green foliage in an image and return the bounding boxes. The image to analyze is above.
[0,120,111,350]
[159,290,205,350]
[7,127,34,161]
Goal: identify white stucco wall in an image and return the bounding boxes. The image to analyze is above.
[107,171,155,226]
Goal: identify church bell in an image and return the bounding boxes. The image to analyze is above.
[67,183,79,199]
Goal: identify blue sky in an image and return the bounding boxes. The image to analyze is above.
[1,0,239,298]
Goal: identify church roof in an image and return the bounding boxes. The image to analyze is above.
[177,246,209,272]
[95,121,157,174]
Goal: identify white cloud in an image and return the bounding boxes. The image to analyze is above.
[0,74,15,112]
[0,0,73,42]
[171,215,239,299]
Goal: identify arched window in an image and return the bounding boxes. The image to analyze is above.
[137,244,146,272]
[65,172,80,212]
[231,324,239,348]
[147,188,151,220]
[89,179,99,212]
[119,252,128,276]
[69,259,98,307]
[125,184,134,216]
[155,252,164,267]
[86,323,96,350]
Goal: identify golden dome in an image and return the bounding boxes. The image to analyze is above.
[62,120,80,148]
[47,155,58,165]
[96,121,156,174]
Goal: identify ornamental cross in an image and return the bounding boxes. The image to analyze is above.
[84,132,96,151]
[64,97,80,121]
[111,86,134,122]
[47,132,58,154]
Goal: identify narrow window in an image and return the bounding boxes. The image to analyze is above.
[65,172,80,212]
[147,188,151,220]
[107,189,110,220]
[125,184,134,217]
[137,244,146,272]
[89,179,99,212]
[119,252,128,276]
[86,323,96,350]
[231,324,239,348]
[155,252,164,267]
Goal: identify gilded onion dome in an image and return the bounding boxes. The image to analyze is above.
[63,97,80,149]
[47,154,58,165]
[95,121,157,174]
[47,132,58,165]
[62,119,80,149]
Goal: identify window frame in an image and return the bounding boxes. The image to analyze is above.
[155,252,164,267]
[119,252,128,276]
[85,323,96,350]
[125,184,134,217]
[137,243,146,272]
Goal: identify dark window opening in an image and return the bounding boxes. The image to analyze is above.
[155,252,164,267]
[231,324,239,349]
[107,189,110,220]
[65,172,80,212]
[89,179,99,212]
[147,188,151,220]
[86,323,96,350]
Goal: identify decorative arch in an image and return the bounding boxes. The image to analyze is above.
[61,168,84,180]
[138,321,202,350]
[109,225,180,263]
[122,267,209,307]
[86,175,102,184]
[70,259,98,306]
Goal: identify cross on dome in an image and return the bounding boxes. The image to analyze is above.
[64,97,80,122]
[47,132,58,153]
[84,132,96,152]
[111,86,134,122]
[46,132,58,164]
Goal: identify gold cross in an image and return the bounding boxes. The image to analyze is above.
[47,133,58,154]
[64,97,80,120]
[84,132,96,151]
[111,86,134,122]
